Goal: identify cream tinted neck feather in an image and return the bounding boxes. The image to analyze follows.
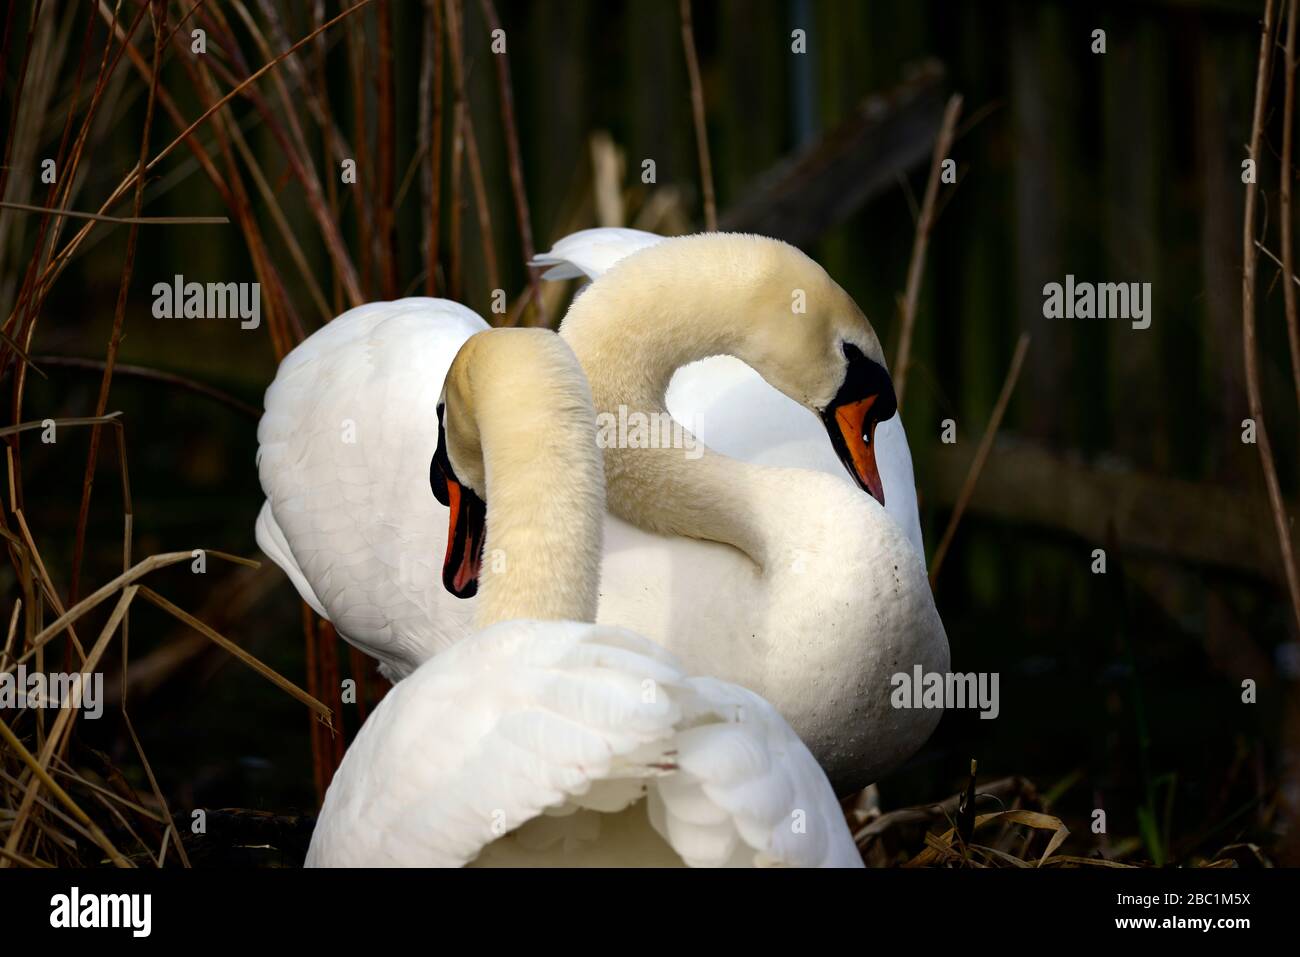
[559,238,837,567]
[444,330,606,628]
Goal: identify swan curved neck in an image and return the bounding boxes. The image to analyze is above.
[559,272,775,564]
[446,330,606,628]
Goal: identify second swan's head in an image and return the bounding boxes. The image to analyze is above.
[559,233,898,506]
[429,328,605,625]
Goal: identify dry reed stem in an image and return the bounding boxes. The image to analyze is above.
[223,113,334,325]
[894,93,963,408]
[2,600,20,669]
[96,0,236,213]
[2,1,149,445]
[257,0,359,172]
[376,0,398,298]
[214,40,331,327]
[479,0,545,327]
[0,200,227,225]
[446,1,467,301]
[0,719,132,868]
[1242,0,1300,636]
[303,603,327,804]
[444,0,499,300]
[69,2,164,605]
[169,15,302,355]
[136,586,331,722]
[17,549,255,666]
[929,332,1031,586]
[1285,0,1300,421]
[313,2,346,312]
[7,582,135,842]
[24,0,373,313]
[121,710,191,867]
[33,356,261,419]
[345,13,374,294]
[48,763,161,823]
[218,1,360,318]
[2,587,137,863]
[679,0,716,231]
[423,0,445,296]
[1254,240,1300,283]
[24,7,138,308]
[35,2,138,274]
[167,13,299,356]
[13,510,87,663]
[0,845,51,868]
[2,1,148,348]
[248,1,361,318]
[0,410,124,441]
[318,619,346,771]
[1,414,132,661]
[0,325,38,371]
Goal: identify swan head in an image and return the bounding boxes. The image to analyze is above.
[565,233,899,507]
[429,328,606,625]
[430,398,487,599]
[430,329,498,599]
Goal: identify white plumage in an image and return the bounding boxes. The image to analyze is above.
[529,226,666,281]
[307,328,859,867]
[256,298,487,678]
[256,232,947,789]
[306,618,862,867]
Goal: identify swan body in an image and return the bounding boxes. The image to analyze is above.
[306,329,859,867]
[556,233,947,789]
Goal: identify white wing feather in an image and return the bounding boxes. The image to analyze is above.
[255,298,488,678]
[306,620,861,868]
[254,501,328,619]
[529,227,665,280]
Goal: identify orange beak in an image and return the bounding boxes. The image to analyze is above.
[822,342,896,508]
[830,395,885,506]
[440,474,486,598]
[430,404,486,599]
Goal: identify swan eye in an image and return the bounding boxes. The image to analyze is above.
[861,432,871,445]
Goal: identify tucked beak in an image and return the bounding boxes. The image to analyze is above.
[440,476,486,598]
[430,404,486,599]
[820,343,897,508]
[828,396,885,505]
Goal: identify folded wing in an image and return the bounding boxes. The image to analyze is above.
[306,619,861,868]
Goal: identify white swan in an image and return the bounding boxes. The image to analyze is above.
[548,232,945,789]
[305,328,861,867]
[256,235,945,789]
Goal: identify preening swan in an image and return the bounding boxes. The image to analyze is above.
[534,227,925,559]
[256,233,945,789]
[305,329,861,867]
[553,232,947,789]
